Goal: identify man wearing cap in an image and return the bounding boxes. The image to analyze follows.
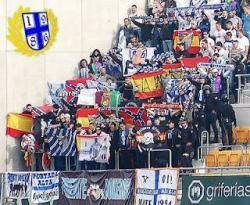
[229,39,247,64]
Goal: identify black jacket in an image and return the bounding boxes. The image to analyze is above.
[204,94,217,114]
[132,20,154,42]
[218,102,237,126]
[180,126,195,146]
[166,127,180,148]
[160,21,178,40]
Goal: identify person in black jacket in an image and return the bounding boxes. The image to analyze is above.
[161,17,178,52]
[199,13,211,33]
[40,104,61,125]
[218,95,237,146]
[109,122,119,169]
[192,104,206,159]
[166,120,181,167]
[179,119,195,167]
[117,122,131,169]
[204,90,219,143]
[131,18,154,46]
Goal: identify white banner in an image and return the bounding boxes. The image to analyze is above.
[31,171,59,203]
[76,133,111,163]
[6,172,31,199]
[77,88,97,105]
[135,169,179,205]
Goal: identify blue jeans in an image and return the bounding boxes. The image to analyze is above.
[243,15,250,40]
[162,40,173,52]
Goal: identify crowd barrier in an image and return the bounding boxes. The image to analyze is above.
[236,74,250,104]
[116,148,172,169]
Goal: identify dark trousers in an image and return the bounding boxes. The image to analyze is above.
[221,120,233,145]
[180,155,193,168]
[172,146,182,167]
[54,156,66,171]
[35,153,43,171]
[119,150,133,169]
[205,112,219,142]
[109,150,116,169]
[136,150,148,168]
[86,161,100,170]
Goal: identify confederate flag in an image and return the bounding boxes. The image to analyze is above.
[119,107,148,127]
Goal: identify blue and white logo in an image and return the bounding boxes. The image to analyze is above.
[22,12,50,50]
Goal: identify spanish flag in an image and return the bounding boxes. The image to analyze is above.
[76,108,99,128]
[6,113,34,138]
[131,70,166,99]
[173,30,201,54]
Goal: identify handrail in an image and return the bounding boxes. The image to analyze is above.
[148,148,172,168]
[198,144,245,160]
[116,148,172,169]
[235,74,250,77]
[179,166,250,176]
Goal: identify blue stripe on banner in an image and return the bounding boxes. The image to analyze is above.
[33,183,59,191]
[154,170,160,205]
[158,188,177,195]
[136,188,155,195]
[136,188,176,196]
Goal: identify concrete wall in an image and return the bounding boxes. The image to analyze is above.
[232,104,250,127]
[0,0,146,171]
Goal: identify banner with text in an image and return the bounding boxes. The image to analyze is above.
[59,170,135,205]
[6,172,31,199]
[31,171,59,203]
[181,175,250,205]
[76,133,111,163]
[135,169,179,205]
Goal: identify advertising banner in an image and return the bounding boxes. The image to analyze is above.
[181,175,250,205]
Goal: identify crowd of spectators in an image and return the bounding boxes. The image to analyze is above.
[21,0,250,171]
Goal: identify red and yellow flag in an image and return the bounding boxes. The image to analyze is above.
[6,113,34,138]
[131,70,166,99]
[173,30,201,54]
[76,108,99,128]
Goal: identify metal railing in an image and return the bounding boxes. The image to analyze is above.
[198,144,245,160]
[236,74,250,104]
[179,166,250,176]
[147,149,172,168]
[116,148,172,169]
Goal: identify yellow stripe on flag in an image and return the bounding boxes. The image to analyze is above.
[7,113,33,132]
[192,35,200,47]
[76,136,81,151]
[77,117,90,128]
[132,74,165,93]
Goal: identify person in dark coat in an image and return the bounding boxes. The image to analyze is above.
[179,119,195,168]
[109,122,119,169]
[131,18,154,46]
[218,95,237,146]
[117,122,131,169]
[166,119,181,167]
